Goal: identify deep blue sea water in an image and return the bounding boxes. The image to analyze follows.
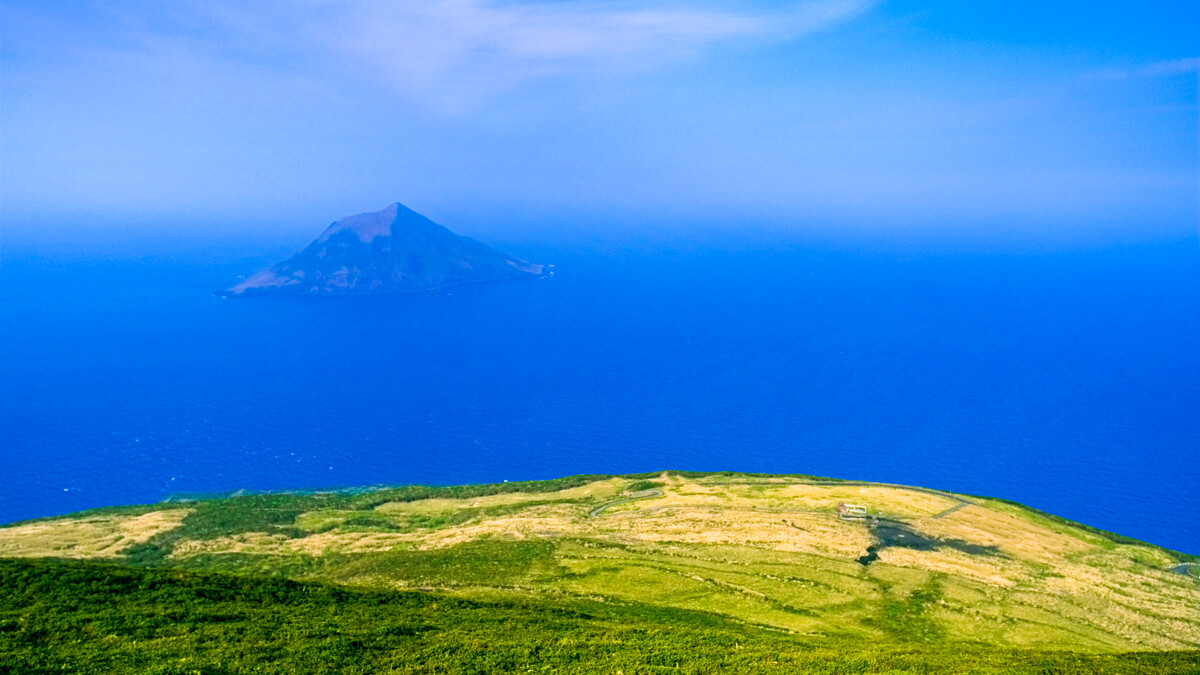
[2,232,1198,553]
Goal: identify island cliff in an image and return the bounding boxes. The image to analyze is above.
[227,202,543,295]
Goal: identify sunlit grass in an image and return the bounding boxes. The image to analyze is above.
[4,471,1197,653]
[2,558,1196,675]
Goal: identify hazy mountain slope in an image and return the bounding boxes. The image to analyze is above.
[228,202,543,295]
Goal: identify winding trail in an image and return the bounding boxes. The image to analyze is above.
[588,489,663,517]
[1168,562,1199,577]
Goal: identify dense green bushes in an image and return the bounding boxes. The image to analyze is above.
[1,558,1196,674]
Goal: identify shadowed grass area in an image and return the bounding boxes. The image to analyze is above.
[626,479,663,493]
[2,558,1197,675]
[863,578,946,642]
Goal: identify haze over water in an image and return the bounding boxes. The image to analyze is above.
[3,227,1197,554]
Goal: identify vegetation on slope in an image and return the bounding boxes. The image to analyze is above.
[2,471,1197,657]
[2,558,1197,675]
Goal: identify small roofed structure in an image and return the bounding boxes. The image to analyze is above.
[837,502,869,519]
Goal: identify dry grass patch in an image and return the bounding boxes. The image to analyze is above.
[877,547,1024,588]
[373,479,623,516]
[416,512,581,550]
[774,485,960,518]
[0,510,190,559]
[913,505,1092,563]
[593,507,874,559]
[171,531,298,557]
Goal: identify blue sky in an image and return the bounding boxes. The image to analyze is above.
[1,1,1197,243]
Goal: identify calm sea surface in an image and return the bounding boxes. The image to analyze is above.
[2,234,1198,552]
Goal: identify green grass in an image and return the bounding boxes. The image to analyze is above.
[5,470,1196,661]
[115,475,620,563]
[7,469,1183,564]
[864,578,946,642]
[319,539,558,588]
[54,473,1189,653]
[2,558,1196,675]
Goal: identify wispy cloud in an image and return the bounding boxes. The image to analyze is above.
[102,0,874,109]
[1089,56,1200,81]
[1139,57,1200,77]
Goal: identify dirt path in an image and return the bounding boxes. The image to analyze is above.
[588,489,664,517]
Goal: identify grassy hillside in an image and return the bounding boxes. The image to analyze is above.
[2,558,1197,675]
[2,471,1197,667]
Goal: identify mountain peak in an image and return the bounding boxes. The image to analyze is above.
[315,202,402,244]
[228,203,544,295]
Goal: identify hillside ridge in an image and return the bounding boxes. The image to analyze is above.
[2,471,1197,654]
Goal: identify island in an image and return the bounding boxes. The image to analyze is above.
[1,471,1197,673]
[226,202,544,295]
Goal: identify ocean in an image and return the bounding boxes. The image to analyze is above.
[2,230,1198,553]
